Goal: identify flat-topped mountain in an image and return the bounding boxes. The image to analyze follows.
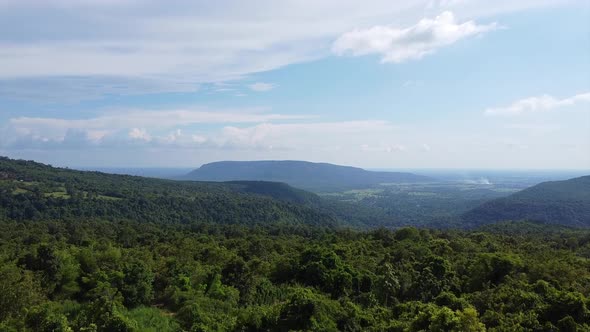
[463,175,590,227]
[183,160,432,192]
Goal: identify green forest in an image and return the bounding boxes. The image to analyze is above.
[1,220,590,331]
[1,157,590,331]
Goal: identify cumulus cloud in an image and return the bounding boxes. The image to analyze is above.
[0,108,309,151]
[6,108,311,142]
[248,82,275,92]
[128,128,151,142]
[332,11,497,63]
[0,105,397,152]
[360,144,406,153]
[0,108,313,145]
[485,92,590,116]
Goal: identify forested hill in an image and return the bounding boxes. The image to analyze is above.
[3,157,590,331]
[0,157,340,227]
[183,160,433,192]
[463,175,590,227]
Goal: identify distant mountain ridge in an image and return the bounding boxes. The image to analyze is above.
[0,156,400,229]
[0,156,342,227]
[183,160,433,192]
[463,175,590,227]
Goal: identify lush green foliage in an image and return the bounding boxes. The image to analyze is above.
[0,156,442,229]
[464,176,590,227]
[2,156,590,330]
[0,157,340,228]
[1,220,590,331]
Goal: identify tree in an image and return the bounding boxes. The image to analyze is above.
[0,263,42,321]
[121,260,154,307]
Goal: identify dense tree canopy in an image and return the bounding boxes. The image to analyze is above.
[2,157,590,330]
[0,220,589,331]
[0,157,341,228]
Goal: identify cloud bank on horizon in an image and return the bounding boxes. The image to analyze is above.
[0,0,588,169]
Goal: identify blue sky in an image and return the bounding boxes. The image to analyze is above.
[0,0,588,169]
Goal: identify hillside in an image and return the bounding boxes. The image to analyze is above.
[463,175,590,227]
[0,157,339,227]
[183,160,432,192]
[3,157,590,331]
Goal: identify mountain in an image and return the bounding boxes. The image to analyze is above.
[463,175,590,227]
[183,160,433,192]
[0,156,405,228]
[0,157,340,227]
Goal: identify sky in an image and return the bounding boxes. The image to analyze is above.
[0,0,589,169]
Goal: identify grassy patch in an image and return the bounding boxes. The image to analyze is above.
[126,307,180,332]
[97,195,123,201]
[13,180,37,186]
[44,192,71,199]
[12,188,29,194]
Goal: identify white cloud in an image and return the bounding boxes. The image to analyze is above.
[0,77,200,102]
[1,108,397,153]
[7,108,310,140]
[0,107,318,150]
[485,92,590,116]
[332,11,497,63]
[248,82,275,92]
[360,144,406,153]
[0,0,570,100]
[128,128,151,142]
[2,111,588,169]
[191,134,207,144]
[218,121,395,150]
[503,123,561,134]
